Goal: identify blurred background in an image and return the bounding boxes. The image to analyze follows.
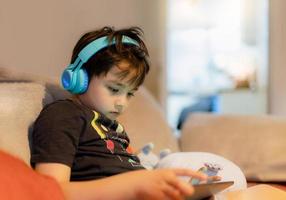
[1,0,286,134]
[166,0,268,132]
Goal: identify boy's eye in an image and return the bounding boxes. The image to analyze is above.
[108,86,119,94]
[127,92,135,98]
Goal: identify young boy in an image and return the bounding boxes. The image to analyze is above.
[30,26,206,200]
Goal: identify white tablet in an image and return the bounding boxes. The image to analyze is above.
[186,181,234,200]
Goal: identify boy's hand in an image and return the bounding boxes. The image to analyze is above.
[114,168,208,200]
[207,175,222,182]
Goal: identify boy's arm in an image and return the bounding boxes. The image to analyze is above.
[35,164,207,200]
[35,163,71,182]
[60,169,208,200]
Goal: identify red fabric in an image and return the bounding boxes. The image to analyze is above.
[0,150,65,200]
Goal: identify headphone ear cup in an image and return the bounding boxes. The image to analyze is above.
[61,66,76,91]
[72,68,89,94]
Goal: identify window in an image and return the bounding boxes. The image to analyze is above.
[166,0,269,133]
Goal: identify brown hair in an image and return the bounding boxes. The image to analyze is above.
[71,26,150,87]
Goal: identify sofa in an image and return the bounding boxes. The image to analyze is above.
[0,66,286,198]
[180,113,286,191]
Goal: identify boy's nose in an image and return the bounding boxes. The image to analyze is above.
[115,104,123,113]
[115,97,127,112]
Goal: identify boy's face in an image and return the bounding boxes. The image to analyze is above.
[79,62,138,120]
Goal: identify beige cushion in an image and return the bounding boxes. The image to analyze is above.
[180,113,286,182]
[0,82,48,165]
[119,87,179,153]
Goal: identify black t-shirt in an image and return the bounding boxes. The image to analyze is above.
[30,99,144,181]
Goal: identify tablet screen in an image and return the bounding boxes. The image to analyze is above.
[186,181,234,200]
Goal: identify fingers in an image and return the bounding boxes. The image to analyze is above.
[172,168,208,180]
[161,182,184,200]
[207,175,222,182]
[147,168,209,200]
[162,170,194,197]
[173,180,195,197]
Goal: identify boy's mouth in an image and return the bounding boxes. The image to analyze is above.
[109,111,121,118]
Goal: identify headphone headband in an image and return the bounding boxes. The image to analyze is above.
[78,35,139,64]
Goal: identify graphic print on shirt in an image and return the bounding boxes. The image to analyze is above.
[90,111,142,166]
[91,111,116,155]
[91,111,106,139]
[128,158,142,167]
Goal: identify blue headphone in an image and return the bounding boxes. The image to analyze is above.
[61,35,139,94]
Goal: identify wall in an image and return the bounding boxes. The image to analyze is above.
[0,0,166,102]
[269,0,286,115]
[1,0,286,115]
